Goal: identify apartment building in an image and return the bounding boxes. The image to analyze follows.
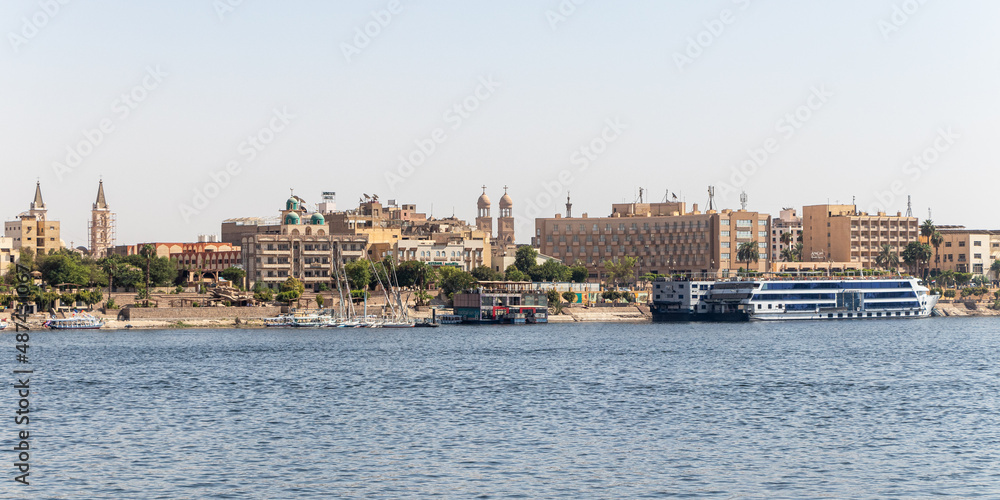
[802,204,918,265]
[4,182,62,255]
[532,201,770,279]
[934,227,997,276]
[770,208,802,261]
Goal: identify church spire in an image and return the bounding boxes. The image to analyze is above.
[94,180,108,210]
[31,181,45,210]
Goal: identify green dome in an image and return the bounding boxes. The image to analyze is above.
[284,212,301,225]
[286,197,299,210]
[310,213,325,225]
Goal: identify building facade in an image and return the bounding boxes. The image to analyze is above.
[801,205,918,266]
[934,228,997,277]
[4,182,62,255]
[0,237,13,277]
[532,201,770,279]
[770,208,802,261]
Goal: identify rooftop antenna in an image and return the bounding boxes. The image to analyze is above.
[928,208,932,220]
[707,186,716,211]
[905,196,913,218]
[639,187,644,204]
[740,191,748,211]
[662,189,669,203]
[565,191,572,218]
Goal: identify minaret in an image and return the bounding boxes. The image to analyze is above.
[475,185,493,237]
[497,186,515,247]
[89,180,116,258]
[566,192,573,219]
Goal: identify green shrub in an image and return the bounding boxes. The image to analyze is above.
[944,289,956,298]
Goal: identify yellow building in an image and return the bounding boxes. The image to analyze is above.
[933,227,997,277]
[801,205,918,266]
[532,201,770,279]
[4,182,62,255]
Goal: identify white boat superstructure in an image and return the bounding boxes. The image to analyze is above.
[748,277,939,321]
[652,276,939,321]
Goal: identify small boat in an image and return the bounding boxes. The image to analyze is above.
[414,319,439,328]
[263,315,294,327]
[437,314,463,325]
[0,318,7,330]
[44,313,105,330]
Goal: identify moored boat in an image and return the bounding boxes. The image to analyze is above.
[44,313,105,330]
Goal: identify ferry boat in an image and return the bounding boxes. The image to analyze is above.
[652,277,939,322]
[43,313,105,330]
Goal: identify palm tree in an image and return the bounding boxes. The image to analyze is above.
[875,244,899,273]
[780,247,798,263]
[139,244,155,306]
[991,260,1000,284]
[778,232,793,261]
[930,231,944,275]
[737,241,760,275]
[920,219,935,242]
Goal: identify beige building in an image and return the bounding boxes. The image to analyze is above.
[802,205,918,266]
[933,227,997,277]
[532,201,770,280]
[0,237,14,277]
[88,180,116,258]
[4,182,62,255]
[242,194,368,291]
[770,208,802,261]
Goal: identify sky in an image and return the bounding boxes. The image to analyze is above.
[2,0,998,247]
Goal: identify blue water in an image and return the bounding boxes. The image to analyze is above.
[3,319,1000,498]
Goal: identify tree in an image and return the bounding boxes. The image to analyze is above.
[139,244,155,304]
[602,256,637,287]
[278,277,305,304]
[37,253,89,286]
[901,242,931,277]
[546,289,563,312]
[930,231,944,274]
[569,264,589,283]
[253,283,274,302]
[344,260,371,291]
[955,272,973,288]
[220,267,246,286]
[437,266,476,298]
[875,244,899,272]
[780,247,798,263]
[920,219,936,242]
[395,260,427,288]
[991,260,1000,282]
[779,231,793,250]
[531,259,572,282]
[514,246,538,273]
[315,294,324,308]
[505,265,527,282]
[737,241,760,273]
[471,265,503,282]
[562,291,576,303]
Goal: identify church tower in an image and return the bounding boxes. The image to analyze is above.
[88,180,115,258]
[475,185,493,237]
[497,186,515,247]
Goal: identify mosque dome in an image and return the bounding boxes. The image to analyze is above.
[284,212,301,225]
[286,197,299,211]
[310,213,326,225]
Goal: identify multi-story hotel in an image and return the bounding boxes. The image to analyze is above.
[532,201,770,280]
[770,208,802,261]
[801,205,919,266]
[242,195,367,291]
[4,182,62,255]
[933,227,998,277]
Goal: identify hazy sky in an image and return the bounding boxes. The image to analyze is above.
[2,0,998,247]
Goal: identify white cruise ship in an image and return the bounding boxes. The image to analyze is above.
[652,277,939,322]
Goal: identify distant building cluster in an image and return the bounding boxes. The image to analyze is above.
[3,181,999,286]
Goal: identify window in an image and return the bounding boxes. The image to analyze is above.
[721,253,730,260]
[721,242,730,248]
[759,231,766,238]
[721,231,730,238]
[959,241,966,247]
[736,231,752,239]
[974,241,982,246]
[974,253,982,259]
[945,241,952,247]
[736,220,752,227]
[721,220,730,226]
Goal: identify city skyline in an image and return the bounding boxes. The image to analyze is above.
[3,0,998,246]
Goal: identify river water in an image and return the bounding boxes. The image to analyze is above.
[3,319,1000,498]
